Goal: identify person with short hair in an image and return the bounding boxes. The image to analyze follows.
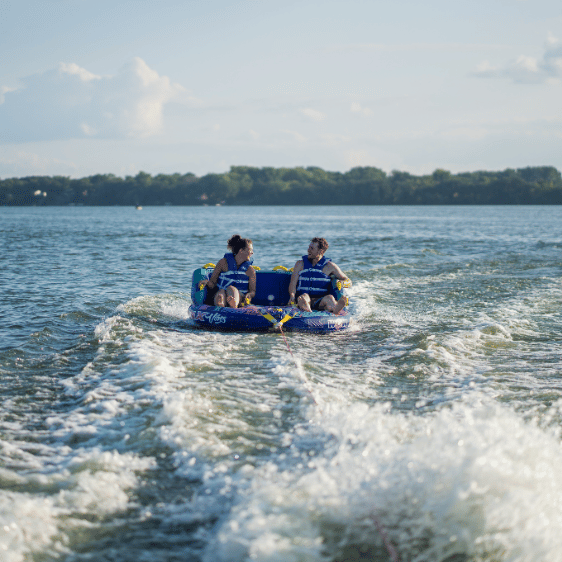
[201,234,256,308]
[288,237,350,314]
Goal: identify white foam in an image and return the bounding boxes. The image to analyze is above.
[9,282,562,561]
[203,394,562,562]
[0,491,60,561]
[0,446,155,561]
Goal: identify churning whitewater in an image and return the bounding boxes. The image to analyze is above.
[1,205,562,562]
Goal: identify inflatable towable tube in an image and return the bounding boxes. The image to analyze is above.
[188,265,351,332]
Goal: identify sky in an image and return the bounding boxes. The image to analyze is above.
[1,0,561,179]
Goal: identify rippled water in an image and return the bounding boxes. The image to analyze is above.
[1,205,562,562]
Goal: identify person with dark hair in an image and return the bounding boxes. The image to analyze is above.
[288,237,350,314]
[201,234,256,308]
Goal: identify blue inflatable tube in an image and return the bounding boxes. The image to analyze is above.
[188,266,351,333]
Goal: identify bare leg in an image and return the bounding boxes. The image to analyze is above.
[318,295,348,314]
[317,295,336,312]
[214,289,226,307]
[226,286,241,308]
[332,295,348,314]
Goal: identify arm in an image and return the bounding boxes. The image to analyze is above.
[325,262,352,285]
[202,258,226,289]
[287,260,303,304]
[245,266,256,303]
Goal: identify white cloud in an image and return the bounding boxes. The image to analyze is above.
[344,150,371,168]
[475,60,499,74]
[474,35,562,84]
[335,42,507,55]
[59,62,100,82]
[0,149,61,176]
[320,133,351,146]
[0,85,18,104]
[281,129,307,142]
[350,102,373,117]
[342,147,400,170]
[0,58,184,142]
[440,126,489,141]
[299,107,326,121]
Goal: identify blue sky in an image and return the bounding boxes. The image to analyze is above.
[1,0,561,179]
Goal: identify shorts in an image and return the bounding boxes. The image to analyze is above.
[310,298,324,311]
[297,292,328,311]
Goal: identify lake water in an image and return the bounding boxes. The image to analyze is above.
[1,205,562,562]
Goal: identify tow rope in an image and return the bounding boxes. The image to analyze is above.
[278,321,294,358]
[267,307,400,561]
[196,265,398,561]
[258,306,399,561]
[371,515,401,562]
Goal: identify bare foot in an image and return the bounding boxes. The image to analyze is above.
[297,295,312,312]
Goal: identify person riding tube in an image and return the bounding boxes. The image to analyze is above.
[288,237,351,314]
[200,234,256,308]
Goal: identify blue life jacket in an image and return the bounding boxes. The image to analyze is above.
[296,256,331,296]
[217,253,253,291]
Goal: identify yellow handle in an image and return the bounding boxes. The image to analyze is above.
[273,265,289,271]
[203,262,215,269]
[198,281,205,290]
[253,266,261,271]
[279,313,295,325]
[337,279,352,290]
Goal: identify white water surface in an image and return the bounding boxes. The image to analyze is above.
[1,205,562,562]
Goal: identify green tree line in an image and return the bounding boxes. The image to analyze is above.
[1,165,562,206]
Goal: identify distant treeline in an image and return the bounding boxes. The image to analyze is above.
[2,165,562,206]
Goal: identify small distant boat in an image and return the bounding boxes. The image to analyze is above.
[135,204,142,210]
[188,265,351,332]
